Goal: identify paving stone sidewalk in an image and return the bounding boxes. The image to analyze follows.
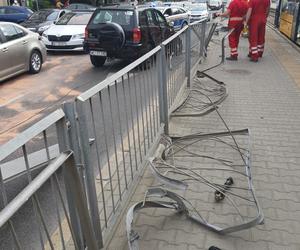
[106,27,300,250]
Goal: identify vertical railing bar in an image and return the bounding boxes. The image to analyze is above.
[53,173,80,250]
[107,84,122,201]
[145,58,154,143]
[114,82,128,190]
[174,41,178,104]
[50,176,65,250]
[88,98,108,227]
[172,41,176,104]
[22,145,45,250]
[62,103,86,198]
[22,140,54,249]
[0,170,22,250]
[148,56,157,138]
[167,48,171,109]
[64,156,99,250]
[132,71,143,163]
[201,21,206,59]
[141,66,151,150]
[98,92,116,213]
[136,70,147,157]
[160,45,169,135]
[55,118,85,249]
[43,130,66,250]
[186,27,191,88]
[8,220,22,250]
[152,55,158,135]
[171,42,174,105]
[155,56,160,130]
[127,72,139,170]
[183,31,187,85]
[170,42,176,106]
[171,43,174,106]
[121,76,134,180]
[33,196,56,250]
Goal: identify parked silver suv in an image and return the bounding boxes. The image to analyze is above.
[0,22,47,82]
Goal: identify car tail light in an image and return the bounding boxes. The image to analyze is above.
[85,27,88,39]
[132,27,141,43]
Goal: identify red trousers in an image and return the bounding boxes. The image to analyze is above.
[249,17,267,59]
[228,21,244,58]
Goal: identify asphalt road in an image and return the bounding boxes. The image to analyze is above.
[0,51,129,145]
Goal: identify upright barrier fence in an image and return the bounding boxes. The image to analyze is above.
[0,19,214,249]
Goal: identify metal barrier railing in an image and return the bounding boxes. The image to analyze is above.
[0,109,97,250]
[73,46,164,248]
[0,19,208,249]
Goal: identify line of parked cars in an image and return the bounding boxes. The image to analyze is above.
[0,1,218,81]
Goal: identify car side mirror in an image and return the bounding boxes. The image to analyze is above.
[53,21,57,24]
[168,21,174,27]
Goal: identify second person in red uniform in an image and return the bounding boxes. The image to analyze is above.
[245,0,270,61]
[216,0,248,60]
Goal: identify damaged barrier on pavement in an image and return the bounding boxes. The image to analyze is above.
[170,26,234,118]
[127,129,264,249]
[171,71,228,117]
[125,26,264,250]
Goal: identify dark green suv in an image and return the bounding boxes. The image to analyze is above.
[84,5,175,67]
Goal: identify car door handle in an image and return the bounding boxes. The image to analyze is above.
[2,48,8,52]
[22,40,28,45]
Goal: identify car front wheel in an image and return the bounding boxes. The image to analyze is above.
[29,50,42,74]
[90,55,106,67]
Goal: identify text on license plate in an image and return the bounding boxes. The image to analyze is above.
[90,50,107,56]
[52,42,67,46]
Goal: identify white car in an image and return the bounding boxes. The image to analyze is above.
[42,11,92,51]
[188,3,210,22]
[155,6,189,31]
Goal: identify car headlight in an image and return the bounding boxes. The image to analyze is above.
[38,25,50,32]
[72,34,85,40]
[42,32,47,38]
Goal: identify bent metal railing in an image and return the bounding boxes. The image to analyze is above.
[0,19,212,249]
[0,109,98,249]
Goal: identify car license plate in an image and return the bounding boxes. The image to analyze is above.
[90,50,107,56]
[52,42,67,46]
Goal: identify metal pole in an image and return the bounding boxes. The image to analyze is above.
[35,0,39,10]
[200,21,207,59]
[158,45,169,135]
[56,118,84,249]
[65,154,99,250]
[185,27,191,88]
[75,99,103,249]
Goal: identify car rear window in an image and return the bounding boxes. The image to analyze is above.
[91,9,134,26]
[56,12,92,25]
[29,10,58,22]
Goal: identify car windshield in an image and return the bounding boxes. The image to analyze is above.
[91,9,134,26]
[67,4,94,10]
[28,10,58,21]
[209,0,220,5]
[191,5,207,11]
[56,12,92,25]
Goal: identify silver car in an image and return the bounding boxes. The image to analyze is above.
[0,22,47,82]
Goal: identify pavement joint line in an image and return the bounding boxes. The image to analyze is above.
[0,94,25,108]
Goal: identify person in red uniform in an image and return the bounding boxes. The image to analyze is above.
[216,0,248,60]
[245,0,270,62]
